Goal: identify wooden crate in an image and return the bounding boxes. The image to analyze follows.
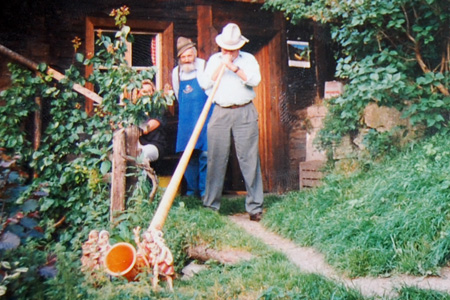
[299,160,325,189]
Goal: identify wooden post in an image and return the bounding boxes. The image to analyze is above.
[111,128,126,221]
[125,125,141,188]
[110,125,141,220]
[125,125,140,158]
[34,96,42,151]
[33,97,42,179]
[197,5,217,59]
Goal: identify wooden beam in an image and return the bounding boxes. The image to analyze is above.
[0,44,102,105]
[33,96,42,179]
[196,5,217,59]
[161,22,175,90]
[125,125,140,188]
[111,128,126,220]
[33,97,42,152]
[85,17,95,114]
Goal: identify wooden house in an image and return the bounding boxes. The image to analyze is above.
[0,0,336,194]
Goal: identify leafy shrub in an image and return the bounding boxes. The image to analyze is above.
[265,0,450,157]
[0,149,45,297]
[362,128,401,158]
[0,7,175,298]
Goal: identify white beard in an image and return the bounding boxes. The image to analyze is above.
[181,62,195,73]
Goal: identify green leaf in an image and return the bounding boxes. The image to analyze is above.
[22,200,39,213]
[392,73,401,82]
[37,63,47,73]
[7,272,21,280]
[100,160,111,175]
[370,73,379,81]
[15,267,28,273]
[385,66,397,73]
[105,78,113,87]
[433,100,445,108]
[59,173,68,185]
[435,72,444,80]
[75,53,84,63]
[86,148,103,156]
[1,261,11,269]
[40,198,55,211]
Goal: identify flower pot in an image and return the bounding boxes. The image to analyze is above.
[104,242,139,281]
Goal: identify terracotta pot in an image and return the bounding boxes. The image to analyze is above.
[104,242,139,281]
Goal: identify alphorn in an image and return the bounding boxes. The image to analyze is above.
[149,64,226,230]
[102,65,227,285]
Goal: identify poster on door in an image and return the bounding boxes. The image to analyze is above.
[287,40,311,68]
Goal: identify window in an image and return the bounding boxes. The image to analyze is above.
[93,30,160,73]
[85,17,174,113]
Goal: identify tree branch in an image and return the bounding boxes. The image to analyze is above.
[402,5,449,96]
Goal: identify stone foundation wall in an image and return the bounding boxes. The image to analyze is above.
[288,109,307,189]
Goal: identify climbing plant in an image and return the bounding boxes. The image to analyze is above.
[0,6,174,298]
[264,0,450,155]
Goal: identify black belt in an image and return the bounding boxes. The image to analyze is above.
[219,101,252,109]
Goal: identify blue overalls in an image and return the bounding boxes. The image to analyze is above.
[176,76,212,197]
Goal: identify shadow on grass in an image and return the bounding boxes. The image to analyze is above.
[176,193,285,216]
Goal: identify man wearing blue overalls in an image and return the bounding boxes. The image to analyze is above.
[172,37,212,198]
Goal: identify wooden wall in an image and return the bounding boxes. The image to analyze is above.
[0,0,334,193]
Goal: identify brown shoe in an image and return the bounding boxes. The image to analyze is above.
[249,212,262,222]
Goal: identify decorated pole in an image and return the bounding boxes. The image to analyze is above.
[149,65,226,231]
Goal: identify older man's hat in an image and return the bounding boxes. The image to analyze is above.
[177,37,196,57]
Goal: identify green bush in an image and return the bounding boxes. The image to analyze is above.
[0,7,174,298]
[265,0,450,156]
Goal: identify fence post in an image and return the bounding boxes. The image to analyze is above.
[111,128,126,221]
[125,125,140,188]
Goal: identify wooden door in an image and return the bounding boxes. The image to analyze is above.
[223,31,289,193]
[253,31,289,193]
[196,5,289,193]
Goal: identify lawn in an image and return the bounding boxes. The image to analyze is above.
[4,135,450,299]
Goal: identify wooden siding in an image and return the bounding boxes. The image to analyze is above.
[0,0,332,193]
[254,30,289,192]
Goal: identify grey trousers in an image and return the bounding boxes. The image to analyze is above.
[202,102,264,214]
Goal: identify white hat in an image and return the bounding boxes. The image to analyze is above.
[215,23,249,50]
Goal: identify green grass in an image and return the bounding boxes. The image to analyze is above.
[70,205,369,300]
[395,286,450,300]
[42,193,373,300]
[41,134,450,299]
[263,133,450,278]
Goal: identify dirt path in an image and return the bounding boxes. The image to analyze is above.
[229,213,450,299]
